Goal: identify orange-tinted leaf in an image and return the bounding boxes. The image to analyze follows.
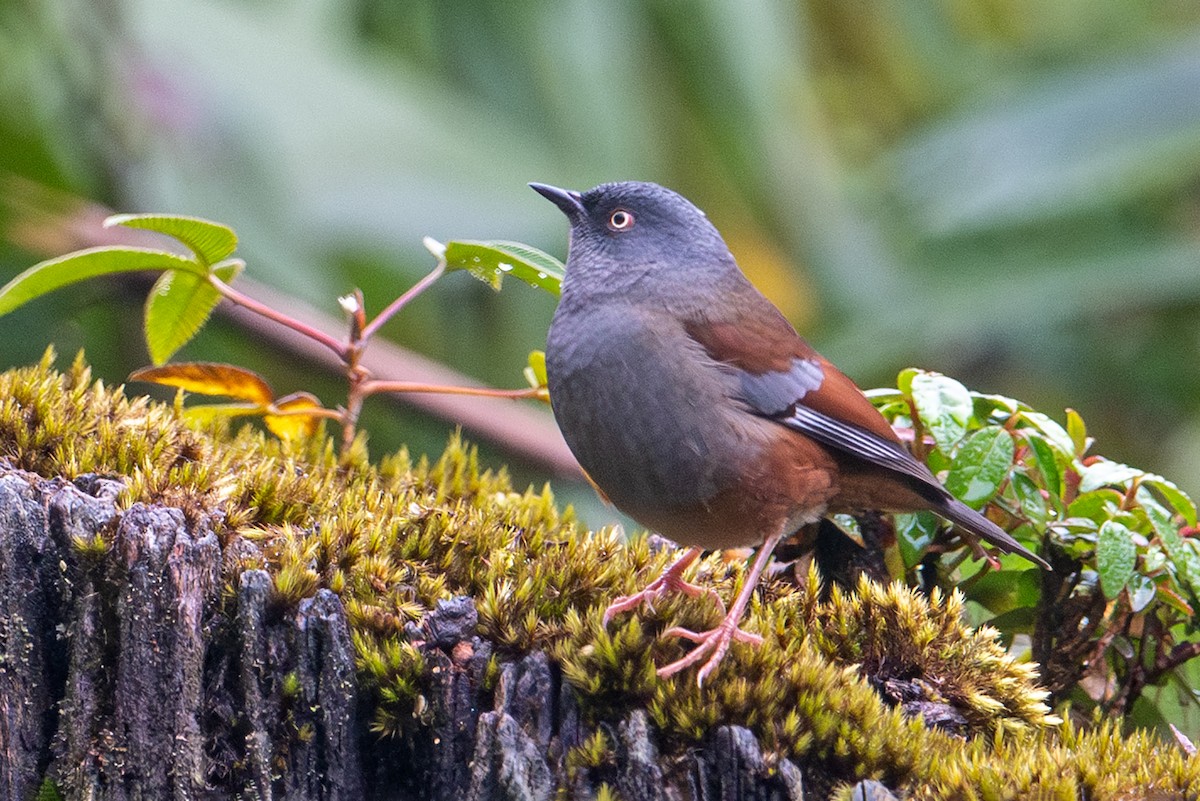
[129,362,274,405]
[264,391,325,440]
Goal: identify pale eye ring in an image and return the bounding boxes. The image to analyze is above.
[608,209,634,231]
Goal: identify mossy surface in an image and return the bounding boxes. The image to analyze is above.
[2,351,1196,799]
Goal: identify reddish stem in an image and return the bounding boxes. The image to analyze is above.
[360,380,545,400]
[209,274,348,358]
[361,262,446,341]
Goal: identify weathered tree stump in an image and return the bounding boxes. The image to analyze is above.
[0,465,825,800]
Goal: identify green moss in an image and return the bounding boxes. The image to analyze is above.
[2,351,1197,798]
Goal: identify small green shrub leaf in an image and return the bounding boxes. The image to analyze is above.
[908,371,972,453]
[1143,474,1198,527]
[1066,408,1089,457]
[1025,433,1063,499]
[106,213,238,265]
[894,511,940,567]
[1019,411,1075,459]
[945,426,1015,507]
[1079,459,1143,493]
[524,350,548,389]
[0,247,203,317]
[144,260,244,365]
[1066,489,1124,524]
[441,240,564,295]
[1097,519,1137,598]
[1128,573,1156,612]
[1142,493,1200,601]
[1011,472,1050,524]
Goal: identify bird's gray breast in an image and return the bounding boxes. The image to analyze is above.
[546,302,761,515]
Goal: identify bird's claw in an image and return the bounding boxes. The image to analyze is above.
[601,553,724,626]
[656,619,763,686]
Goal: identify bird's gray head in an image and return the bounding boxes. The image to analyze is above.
[530,181,741,298]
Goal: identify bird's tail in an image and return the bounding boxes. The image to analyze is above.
[934,495,1051,570]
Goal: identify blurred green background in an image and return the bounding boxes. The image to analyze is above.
[2,0,1200,524]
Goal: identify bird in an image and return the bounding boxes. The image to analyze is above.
[530,180,1049,686]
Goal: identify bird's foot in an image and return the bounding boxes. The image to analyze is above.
[656,615,764,686]
[601,572,725,625]
[602,547,723,625]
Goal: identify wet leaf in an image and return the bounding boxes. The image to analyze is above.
[1079,459,1143,493]
[440,239,564,295]
[1019,411,1075,459]
[894,511,940,568]
[1010,472,1049,524]
[944,426,1015,507]
[908,370,972,453]
[1067,489,1124,523]
[1128,573,1157,612]
[1025,433,1063,499]
[1097,519,1137,598]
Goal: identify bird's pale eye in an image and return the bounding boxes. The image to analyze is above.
[607,209,635,231]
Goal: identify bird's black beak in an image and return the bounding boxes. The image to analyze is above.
[529,182,585,219]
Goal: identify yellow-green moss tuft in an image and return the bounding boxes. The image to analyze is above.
[2,352,1196,798]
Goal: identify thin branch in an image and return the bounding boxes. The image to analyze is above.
[209,273,348,359]
[361,379,546,401]
[361,261,446,341]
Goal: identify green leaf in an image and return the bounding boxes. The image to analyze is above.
[971,392,1022,420]
[1142,474,1198,527]
[440,240,564,295]
[1097,519,1137,599]
[1067,489,1124,524]
[1128,573,1156,613]
[1019,411,1075,460]
[966,566,1041,616]
[984,606,1036,633]
[1142,492,1200,602]
[1066,408,1089,458]
[1079,459,1143,493]
[894,511,939,568]
[828,513,865,547]
[0,247,204,317]
[524,349,548,389]
[144,260,244,365]
[1025,433,1063,500]
[1010,472,1049,524]
[944,426,1015,507]
[105,213,238,265]
[908,371,973,453]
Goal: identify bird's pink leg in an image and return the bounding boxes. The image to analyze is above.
[602,547,725,625]
[656,530,786,687]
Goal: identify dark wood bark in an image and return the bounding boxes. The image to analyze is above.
[0,465,895,801]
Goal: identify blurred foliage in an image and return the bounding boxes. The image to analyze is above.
[3,0,1199,505]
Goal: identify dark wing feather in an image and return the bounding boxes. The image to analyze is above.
[684,310,1049,570]
[775,403,1050,569]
